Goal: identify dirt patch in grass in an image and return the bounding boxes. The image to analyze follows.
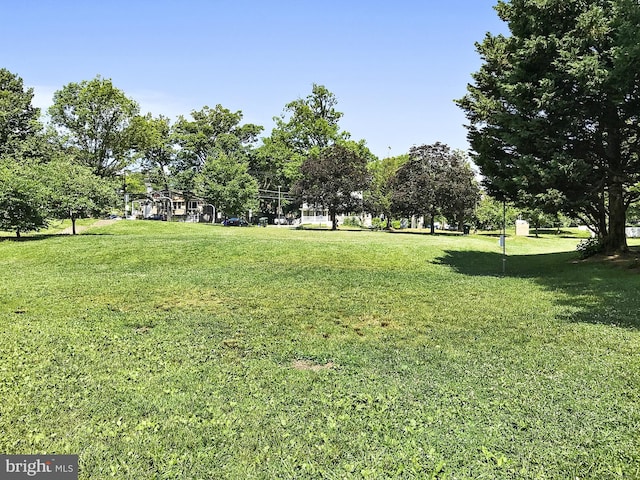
[291,359,335,371]
[578,246,640,271]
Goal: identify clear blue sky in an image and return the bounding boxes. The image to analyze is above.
[2,0,508,159]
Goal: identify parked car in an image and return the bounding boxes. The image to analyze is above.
[145,214,167,221]
[223,217,249,226]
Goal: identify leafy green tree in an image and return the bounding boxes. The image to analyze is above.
[173,105,262,169]
[123,171,147,196]
[201,151,259,219]
[172,105,262,217]
[48,76,140,177]
[292,141,372,230]
[364,154,409,228]
[0,69,50,237]
[457,0,640,253]
[259,84,352,198]
[0,159,48,237]
[274,84,349,153]
[47,159,116,234]
[132,114,175,192]
[0,68,42,157]
[473,196,519,231]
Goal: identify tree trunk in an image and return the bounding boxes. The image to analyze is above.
[602,118,628,254]
[604,180,628,254]
[330,210,337,230]
[71,215,77,235]
[16,229,21,238]
[430,216,435,235]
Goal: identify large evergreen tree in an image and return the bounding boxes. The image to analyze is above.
[457,0,640,253]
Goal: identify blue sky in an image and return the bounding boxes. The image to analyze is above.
[2,0,508,159]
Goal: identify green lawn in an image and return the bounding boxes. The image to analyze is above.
[1,222,639,479]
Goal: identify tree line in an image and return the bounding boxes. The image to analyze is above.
[4,0,640,254]
[1,71,480,235]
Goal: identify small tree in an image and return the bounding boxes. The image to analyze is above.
[473,196,519,231]
[47,159,116,234]
[0,159,48,238]
[364,154,409,229]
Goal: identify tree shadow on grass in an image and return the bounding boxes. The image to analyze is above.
[434,249,640,330]
[0,234,61,242]
[0,232,114,242]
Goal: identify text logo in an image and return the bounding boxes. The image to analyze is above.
[0,456,77,480]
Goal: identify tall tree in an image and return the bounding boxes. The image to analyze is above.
[474,196,519,231]
[457,0,640,254]
[48,76,140,177]
[173,105,261,171]
[132,114,175,192]
[292,141,372,230]
[0,68,41,157]
[274,83,349,153]
[259,84,357,219]
[0,69,50,237]
[439,151,481,230]
[259,84,351,190]
[172,105,262,217]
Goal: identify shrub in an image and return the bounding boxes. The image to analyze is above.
[576,237,603,259]
[371,217,391,230]
[341,216,362,227]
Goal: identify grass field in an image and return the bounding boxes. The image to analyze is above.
[1,221,639,479]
